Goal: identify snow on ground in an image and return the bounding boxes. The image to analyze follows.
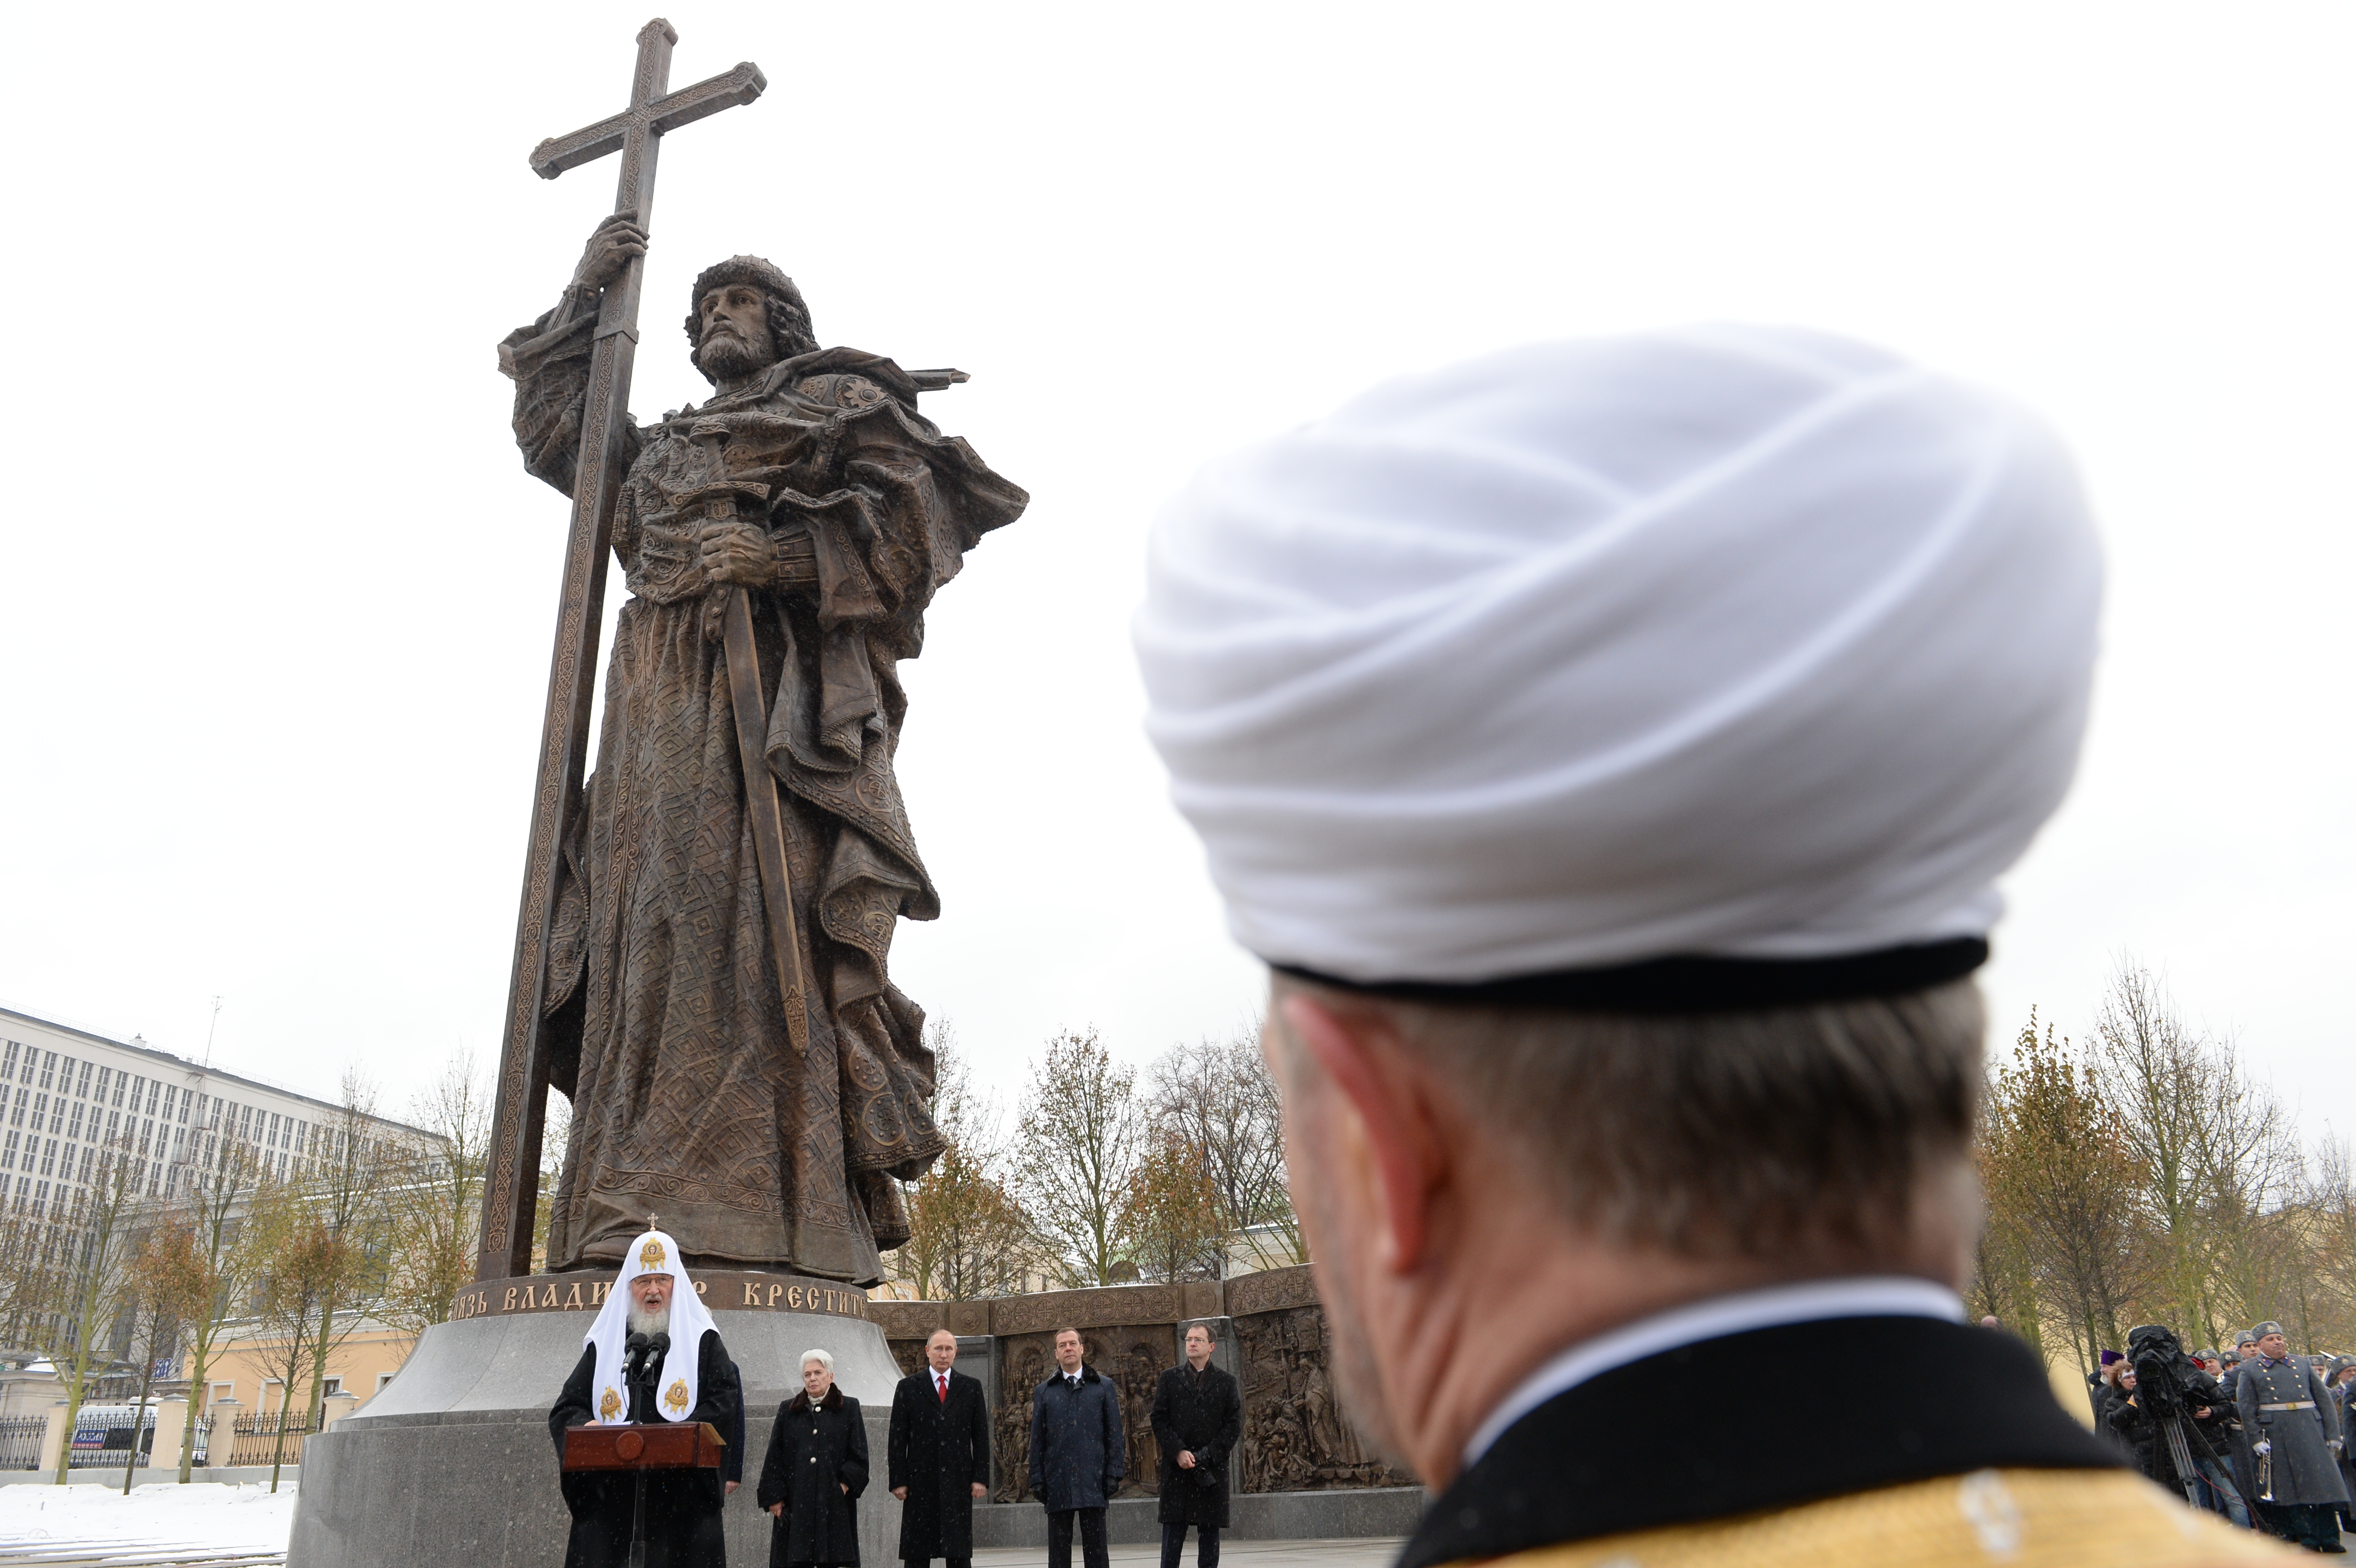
[0,1481,295,1554]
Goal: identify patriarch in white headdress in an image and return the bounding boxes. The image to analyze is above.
[580,1228,720,1426]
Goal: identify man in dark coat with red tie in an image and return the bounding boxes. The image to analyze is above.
[889,1329,992,1568]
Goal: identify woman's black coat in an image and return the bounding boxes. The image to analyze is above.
[549,1329,742,1568]
[757,1386,870,1567]
[888,1369,991,1559]
[1149,1362,1242,1528]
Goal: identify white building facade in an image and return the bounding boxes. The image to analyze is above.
[0,1004,417,1215]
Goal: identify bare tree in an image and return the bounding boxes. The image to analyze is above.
[893,1026,1045,1299]
[244,1180,344,1493]
[171,1139,269,1482]
[118,1220,204,1492]
[296,1070,401,1426]
[1016,1029,1139,1287]
[1143,1023,1301,1272]
[380,1051,491,1335]
[1115,1127,1224,1283]
[2093,961,2225,1342]
[27,1132,150,1484]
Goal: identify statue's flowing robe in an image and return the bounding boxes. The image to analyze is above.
[501,297,1026,1283]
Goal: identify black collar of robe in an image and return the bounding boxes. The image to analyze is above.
[1399,1315,2121,1568]
[788,1385,846,1416]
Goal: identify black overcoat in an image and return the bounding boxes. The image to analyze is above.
[550,1329,742,1568]
[1395,1316,2122,1568]
[757,1386,870,1567]
[1149,1362,1241,1528]
[888,1368,991,1559]
[1027,1366,1124,1513]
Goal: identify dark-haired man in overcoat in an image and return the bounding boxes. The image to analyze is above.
[890,1329,991,1568]
[1029,1328,1124,1568]
[1149,1324,1243,1568]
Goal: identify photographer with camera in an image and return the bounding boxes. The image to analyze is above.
[2111,1325,2254,1530]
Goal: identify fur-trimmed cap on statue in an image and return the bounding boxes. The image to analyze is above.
[581,1229,720,1425]
[684,254,816,361]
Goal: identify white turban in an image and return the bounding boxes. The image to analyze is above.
[581,1229,719,1424]
[1133,326,2101,995]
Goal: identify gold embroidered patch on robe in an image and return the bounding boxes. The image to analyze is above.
[665,1378,690,1415]
[1453,1469,2297,1568]
[599,1387,622,1422]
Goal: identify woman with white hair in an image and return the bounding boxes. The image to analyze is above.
[758,1348,870,1568]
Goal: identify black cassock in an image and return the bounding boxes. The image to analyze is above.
[1149,1362,1241,1529]
[758,1386,870,1567]
[887,1368,991,1562]
[550,1329,742,1568]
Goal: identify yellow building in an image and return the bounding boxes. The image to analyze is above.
[183,1314,418,1417]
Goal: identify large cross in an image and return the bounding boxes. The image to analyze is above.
[476,20,766,1285]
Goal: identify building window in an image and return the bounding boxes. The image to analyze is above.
[30,1093,46,1128]
[1,1042,17,1080]
[106,1110,119,1141]
[8,1090,22,1129]
[161,1085,176,1120]
[138,1121,153,1157]
[78,1146,94,1182]
[1,1131,15,1169]
[111,1075,126,1109]
[38,1140,55,1176]
[377,1372,396,1393]
[47,1099,62,1134]
[37,1053,55,1090]
[145,1081,160,1116]
[209,1382,234,1406]
[75,1061,92,1099]
[65,1103,83,1141]
[238,1105,253,1140]
[321,1377,343,1397]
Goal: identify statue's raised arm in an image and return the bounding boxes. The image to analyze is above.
[498,211,653,496]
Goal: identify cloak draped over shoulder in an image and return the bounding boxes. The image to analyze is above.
[500,286,1026,1284]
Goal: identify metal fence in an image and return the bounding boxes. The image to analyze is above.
[226,1410,317,1469]
[66,1406,156,1469]
[0,1415,44,1470]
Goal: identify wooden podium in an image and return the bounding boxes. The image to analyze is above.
[562,1422,727,1568]
[563,1421,726,1472]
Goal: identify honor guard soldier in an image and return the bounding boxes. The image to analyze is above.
[1133,327,2295,1565]
[2236,1321,2349,1552]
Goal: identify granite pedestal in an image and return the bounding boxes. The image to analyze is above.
[289,1273,902,1568]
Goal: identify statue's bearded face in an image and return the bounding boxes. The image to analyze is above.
[695,283,778,381]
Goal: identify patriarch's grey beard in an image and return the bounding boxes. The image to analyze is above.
[695,329,774,381]
[626,1304,671,1339]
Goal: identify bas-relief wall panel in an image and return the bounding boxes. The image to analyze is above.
[1230,1305,1413,1492]
[877,1265,1409,1497]
[989,1325,1176,1503]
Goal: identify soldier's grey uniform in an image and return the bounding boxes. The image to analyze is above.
[2235,1350,2348,1515]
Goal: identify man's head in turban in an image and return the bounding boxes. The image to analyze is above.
[1134,325,2102,1485]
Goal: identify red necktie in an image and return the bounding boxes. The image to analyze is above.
[936,1373,948,1403]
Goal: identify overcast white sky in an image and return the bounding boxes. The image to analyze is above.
[2,3,2348,1134]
